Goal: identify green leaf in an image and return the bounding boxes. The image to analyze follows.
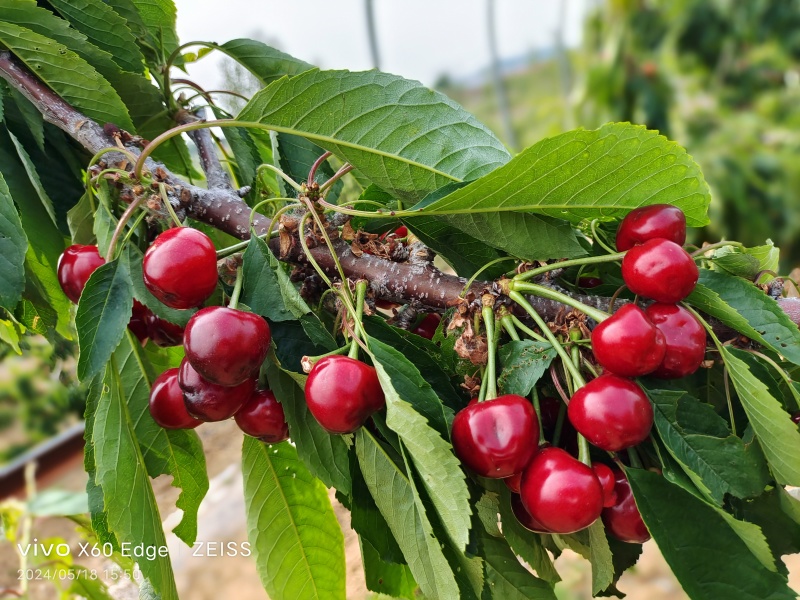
[731,487,800,560]
[93,363,178,600]
[7,86,43,149]
[0,172,27,310]
[27,490,89,516]
[237,70,510,202]
[360,539,417,599]
[687,269,800,366]
[115,335,208,545]
[67,190,96,245]
[0,317,21,352]
[722,348,800,486]
[124,0,179,65]
[0,22,134,130]
[355,428,459,600]
[242,436,346,600]
[498,340,557,397]
[627,469,795,600]
[220,39,314,85]
[267,364,352,494]
[76,259,133,381]
[645,386,769,503]
[47,0,144,73]
[588,520,614,596]
[6,127,56,227]
[411,122,710,226]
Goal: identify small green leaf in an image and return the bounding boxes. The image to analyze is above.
[360,539,417,600]
[27,490,89,516]
[0,172,27,310]
[67,191,96,245]
[628,469,796,600]
[124,0,180,66]
[498,340,557,397]
[76,259,133,381]
[588,520,614,596]
[242,436,346,600]
[220,39,314,85]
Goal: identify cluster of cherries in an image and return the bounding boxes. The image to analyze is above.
[452,205,704,542]
[57,228,287,443]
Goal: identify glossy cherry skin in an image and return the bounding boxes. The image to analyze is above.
[304,356,386,434]
[592,462,618,508]
[591,304,666,377]
[452,395,539,479]
[621,238,699,303]
[178,358,255,422]
[183,306,271,386]
[645,303,706,379]
[510,493,551,533]
[145,311,185,347]
[792,411,800,425]
[148,368,201,429]
[235,389,290,443]
[143,227,218,309]
[519,447,604,534]
[616,204,687,251]
[128,300,150,345]
[602,470,650,543]
[568,374,653,452]
[504,471,523,494]
[413,313,441,340]
[57,244,106,303]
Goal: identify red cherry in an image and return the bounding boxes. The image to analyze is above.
[235,389,290,443]
[791,411,800,425]
[519,447,603,534]
[183,306,271,386]
[178,358,255,422]
[413,313,441,340]
[143,227,218,309]
[128,300,150,345]
[304,356,386,434]
[145,311,185,347]
[510,493,551,533]
[621,239,699,303]
[602,470,650,543]
[504,471,523,494]
[616,204,686,251]
[568,374,653,451]
[148,368,201,429]
[592,462,618,508]
[578,276,603,289]
[395,225,408,237]
[57,244,105,303]
[452,395,539,479]
[644,303,706,379]
[591,304,666,377]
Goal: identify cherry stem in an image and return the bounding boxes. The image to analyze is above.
[627,447,643,469]
[106,194,146,261]
[308,151,332,184]
[691,240,744,258]
[248,197,296,230]
[478,366,488,402]
[531,387,544,445]
[512,252,625,283]
[510,281,609,324]
[319,163,354,195]
[118,210,148,253]
[481,305,499,401]
[302,345,350,372]
[500,314,520,341]
[741,348,800,407]
[228,266,244,310]
[510,315,548,343]
[590,219,618,254]
[723,366,737,436]
[550,363,570,407]
[461,257,518,297]
[160,182,184,228]
[348,280,369,360]
[259,163,304,193]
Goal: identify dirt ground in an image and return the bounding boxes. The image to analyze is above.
[2,419,799,599]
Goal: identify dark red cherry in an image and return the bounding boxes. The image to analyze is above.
[504,471,523,494]
[621,238,699,303]
[148,368,201,429]
[568,374,653,451]
[591,304,666,377]
[578,276,603,289]
[519,447,603,534]
[413,313,441,340]
[645,303,706,379]
[602,470,650,543]
[304,356,386,434]
[57,244,105,303]
[792,411,800,425]
[616,204,686,251]
[145,311,185,347]
[452,395,539,479]
[183,306,271,386]
[510,493,551,533]
[235,389,290,443]
[128,300,150,345]
[178,358,255,422]
[592,462,618,508]
[143,227,218,309]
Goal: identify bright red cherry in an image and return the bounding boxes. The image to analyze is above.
[145,312,185,347]
[591,304,666,377]
[128,300,150,345]
[178,358,255,422]
[602,470,650,543]
[304,356,386,434]
[452,395,539,479]
[645,303,706,379]
[148,368,201,429]
[413,313,441,340]
[568,374,653,452]
[504,471,523,494]
[143,227,218,309]
[510,493,551,533]
[621,238,699,303]
[616,204,686,251]
[183,306,271,386]
[519,447,603,534]
[592,462,618,508]
[57,244,105,303]
[235,389,290,443]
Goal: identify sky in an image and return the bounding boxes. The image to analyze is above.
[173,0,591,90]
